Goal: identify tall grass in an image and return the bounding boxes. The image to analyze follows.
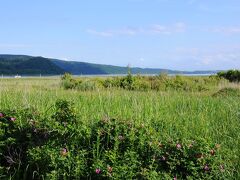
[0,77,239,179]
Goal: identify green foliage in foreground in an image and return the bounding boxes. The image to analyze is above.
[0,100,226,179]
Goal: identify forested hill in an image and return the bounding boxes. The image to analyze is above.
[51,59,185,75]
[0,54,217,75]
[0,55,64,75]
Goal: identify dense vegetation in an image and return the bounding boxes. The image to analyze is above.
[217,69,240,82]
[0,75,239,179]
[61,72,221,92]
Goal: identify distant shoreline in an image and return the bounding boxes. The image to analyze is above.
[0,73,215,78]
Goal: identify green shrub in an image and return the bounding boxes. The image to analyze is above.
[52,99,77,124]
[76,80,97,91]
[60,73,223,92]
[0,100,226,179]
[61,73,100,91]
[61,73,79,89]
[102,77,122,88]
[217,70,240,82]
[132,78,151,91]
[90,118,224,179]
[120,72,134,90]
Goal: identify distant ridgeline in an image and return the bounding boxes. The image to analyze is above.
[0,54,218,76]
[0,55,64,75]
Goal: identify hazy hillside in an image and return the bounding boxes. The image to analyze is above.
[0,54,218,75]
[52,59,216,75]
[52,59,173,75]
[52,59,107,75]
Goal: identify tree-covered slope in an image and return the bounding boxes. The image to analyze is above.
[0,55,64,75]
[52,59,107,75]
[52,60,190,75]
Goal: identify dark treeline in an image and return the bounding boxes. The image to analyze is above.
[217,69,240,82]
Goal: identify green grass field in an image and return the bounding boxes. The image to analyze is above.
[0,77,239,179]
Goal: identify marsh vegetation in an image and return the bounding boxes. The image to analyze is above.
[0,74,239,179]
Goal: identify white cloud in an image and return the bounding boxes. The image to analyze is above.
[151,25,170,34]
[198,53,240,67]
[210,26,240,34]
[87,22,186,37]
[86,29,114,37]
[159,46,240,70]
[87,27,141,37]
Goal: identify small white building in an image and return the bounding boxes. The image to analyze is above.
[14,75,22,78]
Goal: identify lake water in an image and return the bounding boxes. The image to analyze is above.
[0,73,216,78]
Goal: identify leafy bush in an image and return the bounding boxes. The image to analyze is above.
[61,73,79,89]
[0,108,43,179]
[52,99,77,124]
[119,72,134,90]
[61,73,100,91]
[90,118,224,179]
[163,76,209,92]
[102,77,122,89]
[76,80,97,91]
[0,100,226,179]
[61,72,224,92]
[217,70,240,82]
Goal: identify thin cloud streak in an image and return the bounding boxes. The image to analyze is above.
[87,22,187,37]
[211,26,240,34]
[172,46,240,69]
[87,27,141,37]
[151,22,186,34]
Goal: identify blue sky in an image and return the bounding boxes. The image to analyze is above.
[0,0,240,70]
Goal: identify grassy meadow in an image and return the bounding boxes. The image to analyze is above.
[0,76,239,179]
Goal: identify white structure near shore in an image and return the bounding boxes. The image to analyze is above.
[14,75,22,78]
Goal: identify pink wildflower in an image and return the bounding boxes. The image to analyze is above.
[0,113,4,118]
[176,143,182,149]
[204,165,210,172]
[95,168,101,174]
[10,117,16,122]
